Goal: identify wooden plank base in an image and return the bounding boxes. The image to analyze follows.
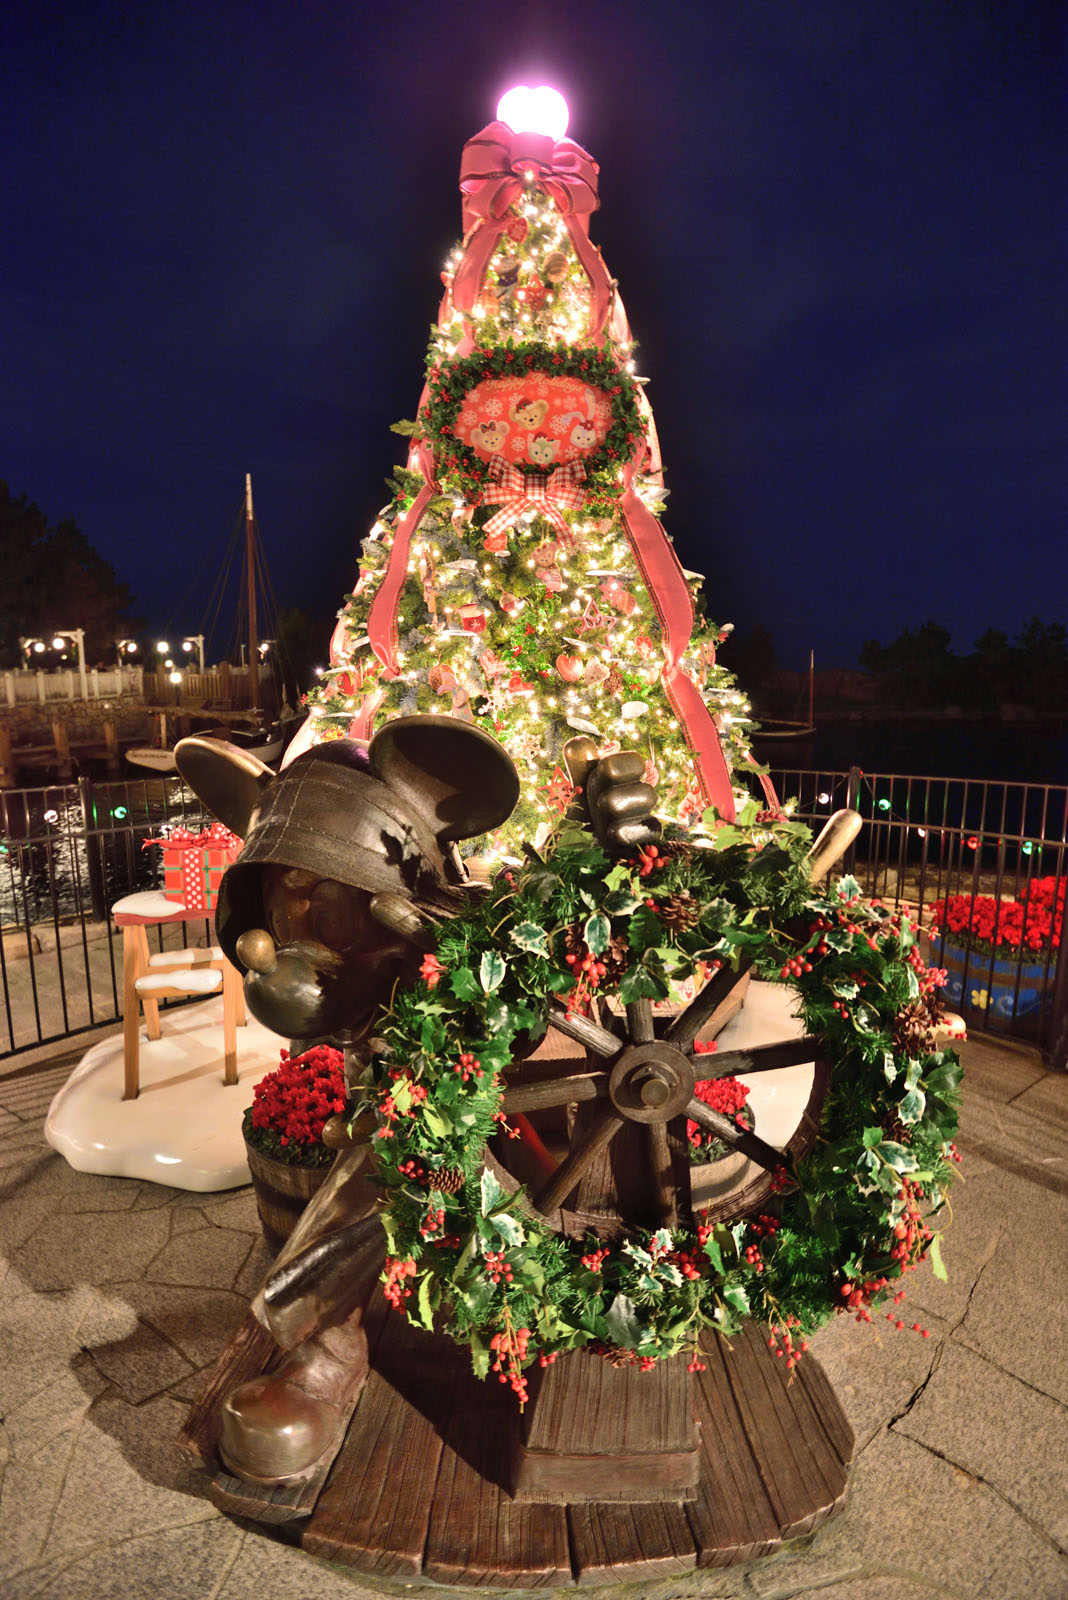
[180,1298,853,1587]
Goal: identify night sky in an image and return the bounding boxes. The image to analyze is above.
[4,0,1064,673]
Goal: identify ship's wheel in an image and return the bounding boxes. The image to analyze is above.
[486,956,829,1238]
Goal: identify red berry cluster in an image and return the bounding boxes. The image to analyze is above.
[453,1051,483,1081]
[483,1249,514,1286]
[420,1204,446,1238]
[247,1045,346,1152]
[581,1246,610,1273]
[398,1156,429,1185]
[779,954,813,980]
[383,1256,416,1311]
[490,1322,531,1404]
[635,844,662,879]
[768,1314,808,1369]
[419,952,444,988]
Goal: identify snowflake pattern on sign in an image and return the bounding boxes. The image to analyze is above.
[455,375,611,469]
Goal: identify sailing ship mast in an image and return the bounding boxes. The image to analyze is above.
[245,473,259,716]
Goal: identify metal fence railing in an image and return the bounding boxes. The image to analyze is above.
[769,764,1068,1063]
[0,776,216,1057]
[1,767,1066,1066]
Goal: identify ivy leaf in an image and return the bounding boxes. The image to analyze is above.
[831,978,859,1000]
[449,966,480,1002]
[604,863,633,891]
[511,920,549,957]
[490,1211,525,1248]
[480,950,506,992]
[862,1126,885,1149]
[584,912,611,956]
[391,1080,412,1114]
[480,1166,504,1215]
[604,1293,642,1349]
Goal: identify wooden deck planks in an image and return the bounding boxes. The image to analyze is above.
[685,1327,786,1567]
[568,1499,697,1587]
[717,1321,850,1540]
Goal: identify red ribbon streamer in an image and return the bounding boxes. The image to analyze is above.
[365,418,439,679]
[482,457,586,544]
[452,122,614,343]
[618,455,736,822]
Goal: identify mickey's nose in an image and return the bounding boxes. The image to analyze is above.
[235,928,277,974]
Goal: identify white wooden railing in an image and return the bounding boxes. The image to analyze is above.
[1,667,145,705]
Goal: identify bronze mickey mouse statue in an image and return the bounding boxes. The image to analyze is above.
[175,716,658,1486]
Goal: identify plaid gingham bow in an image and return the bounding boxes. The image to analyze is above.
[482,456,586,543]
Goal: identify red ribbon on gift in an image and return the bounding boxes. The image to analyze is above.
[481,456,586,544]
[451,122,614,343]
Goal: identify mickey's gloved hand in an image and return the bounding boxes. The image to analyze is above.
[563,736,662,855]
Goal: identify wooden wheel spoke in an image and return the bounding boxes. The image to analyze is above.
[646,1121,678,1228]
[532,1101,625,1215]
[500,1070,608,1116]
[691,1037,821,1080]
[684,1097,793,1179]
[665,959,753,1051]
[625,997,654,1044]
[546,1001,623,1060]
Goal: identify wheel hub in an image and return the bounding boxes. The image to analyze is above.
[608,1040,695,1123]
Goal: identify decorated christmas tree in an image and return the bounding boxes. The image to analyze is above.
[298,87,772,854]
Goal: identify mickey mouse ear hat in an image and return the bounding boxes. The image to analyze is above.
[175,716,519,961]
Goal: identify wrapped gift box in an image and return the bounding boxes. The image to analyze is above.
[155,824,241,913]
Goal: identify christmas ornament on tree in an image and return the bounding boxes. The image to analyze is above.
[301,91,771,853]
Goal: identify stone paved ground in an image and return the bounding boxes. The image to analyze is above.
[1,1030,1066,1600]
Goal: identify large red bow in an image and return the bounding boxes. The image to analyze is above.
[452,121,613,342]
[482,456,586,543]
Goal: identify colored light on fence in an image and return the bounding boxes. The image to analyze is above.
[496,85,570,141]
[916,828,926,839]
[112,805,128,820]
[44,809,59,824]
[1022,841,1034,855]
[877,797,891,812]
[817,791,830,805]
[967,836,979,850]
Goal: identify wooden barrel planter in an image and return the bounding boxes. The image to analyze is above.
[244,1142,335,1253]
[937,937,1051,1035]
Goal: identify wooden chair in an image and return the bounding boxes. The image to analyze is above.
[112,890,246,1101]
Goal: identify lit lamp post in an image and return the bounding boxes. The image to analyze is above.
[181,634,205,671]
[20,629,87,698]
[116,638,139,665]
[169,668,182,707]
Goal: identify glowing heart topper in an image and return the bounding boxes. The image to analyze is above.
[496,85,570,142]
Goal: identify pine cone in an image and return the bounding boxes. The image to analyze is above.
[659,891,700,933]
[432,1167,466,1194]
[605,669,623,695]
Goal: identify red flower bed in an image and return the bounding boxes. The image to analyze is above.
[243,1044,347,1167]
[930,876,1065,959]
[687,1039,752,1155]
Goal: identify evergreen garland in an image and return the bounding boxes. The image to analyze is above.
[356,811,962,1396]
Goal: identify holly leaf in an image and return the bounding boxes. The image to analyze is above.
[899,1086,926,1124]
[449,966,480,1002]
[422,1103,452,1140]
[412,1272,439,1332]
[584,912,611,956]
[619,965,670,1004]
[604,1293,642,1349]
[480,1166,504,1215]
[391,1080,412,1114]
[928,1233,948,1282]
[490,1211,525,1248]
[511,920,549,957]
[722,1283,750,1318]
[603,887,642,916]
[862,1126,884,1149]
[480,950,506,992]
[883,1050,899,1083]
[880,1141,919,1173]
[469,1331,491,1380]
[702,1233,725,1275]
